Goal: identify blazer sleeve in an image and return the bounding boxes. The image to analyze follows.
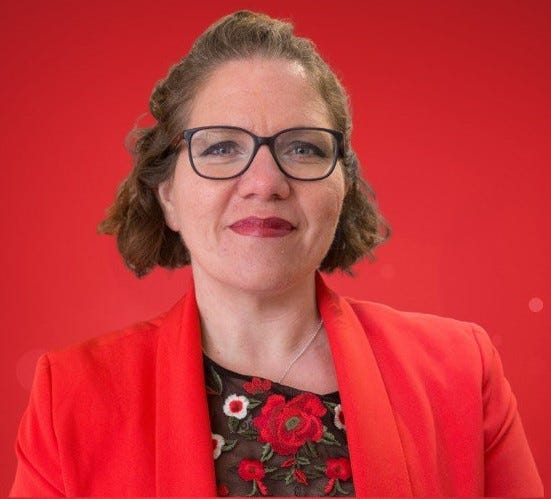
[473,325,544,496]
[10,354,65,497]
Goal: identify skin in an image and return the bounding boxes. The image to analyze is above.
[158,57,345,393]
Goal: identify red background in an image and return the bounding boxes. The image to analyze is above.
[1,0,549,494]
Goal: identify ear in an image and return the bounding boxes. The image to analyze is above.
[157,179,179,232]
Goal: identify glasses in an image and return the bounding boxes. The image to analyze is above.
[182,126,344,181]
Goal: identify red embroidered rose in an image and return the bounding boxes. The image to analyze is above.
[324,457,352,494]
[325,457,352,480]
[238,459,268,496]
[238,459,266,481]
[253,393,326,455]
[243,377,272,394]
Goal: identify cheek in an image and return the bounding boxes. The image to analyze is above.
[306,179,345,241]
[320,171,346,223]
[173,190,210,234]
[319,196,344,232]
[170,177,233,242]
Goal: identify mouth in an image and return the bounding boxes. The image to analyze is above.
[229,216,296,238]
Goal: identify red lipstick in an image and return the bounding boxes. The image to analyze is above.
[230,217,295,238]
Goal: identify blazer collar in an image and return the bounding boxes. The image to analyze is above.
[155,274,412,496]
[155,285,217,496]
[317,273,412,496]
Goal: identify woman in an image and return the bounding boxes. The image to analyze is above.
[10,11,543,497]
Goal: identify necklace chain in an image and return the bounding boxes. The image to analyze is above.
[277,318,324,384]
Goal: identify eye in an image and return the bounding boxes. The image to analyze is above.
[200,141,241,157]
[288,141,327,158]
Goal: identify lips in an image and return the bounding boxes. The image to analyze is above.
[230,217,295,238]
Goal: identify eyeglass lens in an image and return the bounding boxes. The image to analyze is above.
[188,128,338,180]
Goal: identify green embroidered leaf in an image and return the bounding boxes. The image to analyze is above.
[296,456,311,466]
[239,429,259,440]
[209,365,223,394]
[335,479,349,495]
[260,443,273,462]
[319,428,341,446]
[248,480,257,496]
[323,400,338,411]
[264,467,277,473]
[269,469,290,481]
[221,439,237,452]
[270,468,288,480]
[305,440,319,457]
[228,416,240,433]
[319,437,341,446]
[284,470,295,485]
[313,464,327,474]
[247,398,263,409]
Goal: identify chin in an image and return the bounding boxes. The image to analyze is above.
[215,260,316,295]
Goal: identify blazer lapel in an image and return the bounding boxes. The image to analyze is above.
[155,288,217,496]
[317,274,413,496]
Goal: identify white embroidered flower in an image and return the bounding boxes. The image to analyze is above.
[334,404,346,430]
[212,433,225,459]
[223,394,249,419]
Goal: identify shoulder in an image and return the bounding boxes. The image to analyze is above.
[335,299,543,496]
[40,296,186,397]
[343,297,492,380]
[47,314,160,372]
[341,298,505,439]
[347,297,488,344]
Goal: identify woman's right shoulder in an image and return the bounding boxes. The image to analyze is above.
[42,294,188,384]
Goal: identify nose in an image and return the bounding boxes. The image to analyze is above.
[236,144,291,200]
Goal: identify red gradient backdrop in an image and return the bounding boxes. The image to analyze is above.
[1,0,549,494]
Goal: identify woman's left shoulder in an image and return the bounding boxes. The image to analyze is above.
[344,297,494,370]
[338,298,543,497]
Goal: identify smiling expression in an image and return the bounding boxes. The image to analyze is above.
[157,57,346,294]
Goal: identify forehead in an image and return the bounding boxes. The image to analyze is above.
[186,57,332,132]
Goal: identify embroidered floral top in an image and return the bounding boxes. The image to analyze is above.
[204,355,355,497]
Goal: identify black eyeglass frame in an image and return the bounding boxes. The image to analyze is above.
[181,125,345,181]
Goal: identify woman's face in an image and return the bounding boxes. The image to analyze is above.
[158,57,346,294]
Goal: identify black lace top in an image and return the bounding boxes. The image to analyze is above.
[203,355,355,496]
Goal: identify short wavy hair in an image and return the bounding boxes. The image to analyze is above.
[98,10,389,277]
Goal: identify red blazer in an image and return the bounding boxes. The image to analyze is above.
[11,275,543,496]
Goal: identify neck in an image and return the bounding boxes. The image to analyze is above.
[192,266,321,378]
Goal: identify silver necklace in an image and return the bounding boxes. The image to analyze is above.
[277,318,324,384]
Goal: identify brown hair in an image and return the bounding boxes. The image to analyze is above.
[98,10,389,277]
